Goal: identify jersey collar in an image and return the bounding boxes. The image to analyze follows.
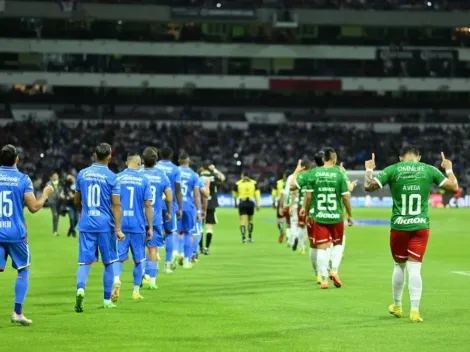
[92,163,108,168]
[0,166,17,171]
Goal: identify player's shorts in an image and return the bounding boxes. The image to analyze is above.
[78,231,118,265]
[0,240,31,271]
[205,208,217,225]
[178,210,196,234]
[297,208,306,228]
[118,231,146,263]
[147,224,164,248]
[163,209,177,235]
[307,218,316,248]
[390,228,430,263]
[313,221,344,246]
[239,200,255,216]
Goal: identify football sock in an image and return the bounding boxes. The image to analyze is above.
[298,228,306,250]
[76,264,91,290]
[407,261,422,311]
[103,264,113,301]
[113,262,123,281]
[343,234,347,250]
[147,261,157,280]
[248,223,253,238]
[165,234,173,263]
[192,233,202,255]
[317,247,331,281]
[144,256,151,275]
[183,234,192,260]
[133,262,143,287]
[277,223,284,236]
[206,232,213,248]
[309,248,318,275]
[330,244,344,273]
[392,262,406,306]
[240,225,246,238]
[133,285,140,294]
[14,268,29,315]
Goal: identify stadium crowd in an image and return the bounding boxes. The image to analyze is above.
[1,119,468,192]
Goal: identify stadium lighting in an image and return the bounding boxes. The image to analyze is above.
[216,2,221,8]
[234,153,239,158]
[236,161,241,166]
[40,153,44,158]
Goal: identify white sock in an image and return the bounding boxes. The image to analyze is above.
[309,248,318,274]
[342,233,347,250]
[317,247,331,281]
[133,285,140,294]
[286,228,292,244]
[407,261,422,311]
[144,274,150,280]
[392,262,406,306]
[104,299,111,305]
[330,244,344,273]
[298,228,306,251]
[113,275,120,283]
[150,278,156,285]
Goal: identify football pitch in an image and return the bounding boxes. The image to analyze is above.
[1,208,470,352]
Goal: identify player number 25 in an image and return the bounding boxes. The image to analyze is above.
[317,194,337,211]
[0,191,13,217]
[87,184,101,207]
[401,194,421,216]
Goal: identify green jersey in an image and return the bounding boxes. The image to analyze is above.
[375,162,447,231]
[297,167,349,224]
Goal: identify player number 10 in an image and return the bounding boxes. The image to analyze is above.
[0,191,13,217]
[401,194,421,216]
[87,184,101,207]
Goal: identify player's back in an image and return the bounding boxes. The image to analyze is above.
[200,169,219,209]
[117,169,150,234]
[156,160,180,208]
[236,178,256,200]
[76,163,119,233]
[141,167,170,225]
[179,166,197,211]
[376,161,446,230]
[0,166,33,242]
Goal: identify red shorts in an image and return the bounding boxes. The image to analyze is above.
[307,218,316,248]
[283,208,291,226]
[313,221,344,246]
[297,208,306,228]
[390,229,430,263]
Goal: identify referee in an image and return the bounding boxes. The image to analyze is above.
[233,172,261,243]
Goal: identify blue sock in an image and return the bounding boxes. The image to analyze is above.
[192,234,201,256]
[76,264,91,290]
[14,268,30,315]
[133,262,143,286]
[184,234,192,260]
[103,264,113,300]
[113,261,123,278]
[147,261,158,279]
[177,234,185,254]
[144,256,151,275]
[165,234,173,263]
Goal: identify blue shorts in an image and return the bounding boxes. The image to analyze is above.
[118,232,146,263]
[78,232,118,265]
[163,210,177,234]
[147,224,164,248]
[0,241,31,271]
[178,210,196,234]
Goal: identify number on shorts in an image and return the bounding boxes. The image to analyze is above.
[87,184,101,207]
[0,191,13,217]
[317,194,337,211]
[401,194,421,216]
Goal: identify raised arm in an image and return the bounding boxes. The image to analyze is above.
[440,152,459,193]
[211,165,226,183]
[289,160,306,190]
[24,185,53,214]
[364,153,381,192]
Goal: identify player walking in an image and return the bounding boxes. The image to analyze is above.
[272,173,288,243]
[191,176,210,262]
[364,146,458,322]
[233,172,261,243]
[74,143,125,312]
[112,153,153,302]
[0,144,53,325]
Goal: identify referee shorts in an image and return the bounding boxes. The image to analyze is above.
[205,209,217,225]
[239,200,255,216]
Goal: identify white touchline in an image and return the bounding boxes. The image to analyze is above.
[451,271,470,276]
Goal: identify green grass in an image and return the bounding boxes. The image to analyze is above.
[1,208,470,351]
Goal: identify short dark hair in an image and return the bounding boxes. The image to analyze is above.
[301,158,313,169]
[241,171,249,178]
[160,146,173,160]
[400,145,420,157]
[0,144,18,167]
[142,147,158,168]
[322,147,336,162]
[179,152,190,162]
[94,143,112,161]
[314,150,325,167]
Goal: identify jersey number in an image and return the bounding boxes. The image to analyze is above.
[401,194,421,216]
[150,186,156,205]
[87,185,101,207]
[0,191,13,217]
[127,187,135,209]
[317,194,337,211]
[181,180,188,196]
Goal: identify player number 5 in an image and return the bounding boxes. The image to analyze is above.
[401,194,421,216]
[0,191,13,217]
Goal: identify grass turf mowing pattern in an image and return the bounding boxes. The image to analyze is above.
[1,208,470,352]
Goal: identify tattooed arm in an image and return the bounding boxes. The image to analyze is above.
[364,153,381,192]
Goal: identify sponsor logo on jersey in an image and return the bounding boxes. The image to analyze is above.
[393,216,426,225]
[316,212,340,219]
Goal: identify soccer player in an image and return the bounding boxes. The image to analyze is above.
[272,173,287,243]
[112,153,153,302]
[141,147,172,285]
[0,144,54,325]
[178,153,201,269]
[191,175,210,262]
[233,172,261,243]
[74,143,125,312]
[292,147,353,289]
[156,147,182,272]
[199,163,225,255]
[364,146,458,322]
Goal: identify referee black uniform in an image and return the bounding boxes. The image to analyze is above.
[233,176,261,242]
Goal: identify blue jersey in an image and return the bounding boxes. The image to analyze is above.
[141,167,171,226]
[179,166,199,212]
[0,166,34,243]
[156,160,181,211]
[76,163,120,233]
[197,176,206,210]
[117,168,152,234]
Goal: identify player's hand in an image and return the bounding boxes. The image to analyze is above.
[348,180,358,192]
[166,212,172,221]
[272,203,276,209]
[299,208,306,217]
[294,159,305,174]
[208,164,215,172]
[441,152,453,171]
[146,228,153,241]
[256,206,260,212]
[365,153,376,170]
[278,207,284,216]
[347,217,354,227]
[116,230,126,242]
[43,185,54,197]
[201,211,206,219]
[177,210,183,220]
[197,213,202,221]
[339,162,346,173]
